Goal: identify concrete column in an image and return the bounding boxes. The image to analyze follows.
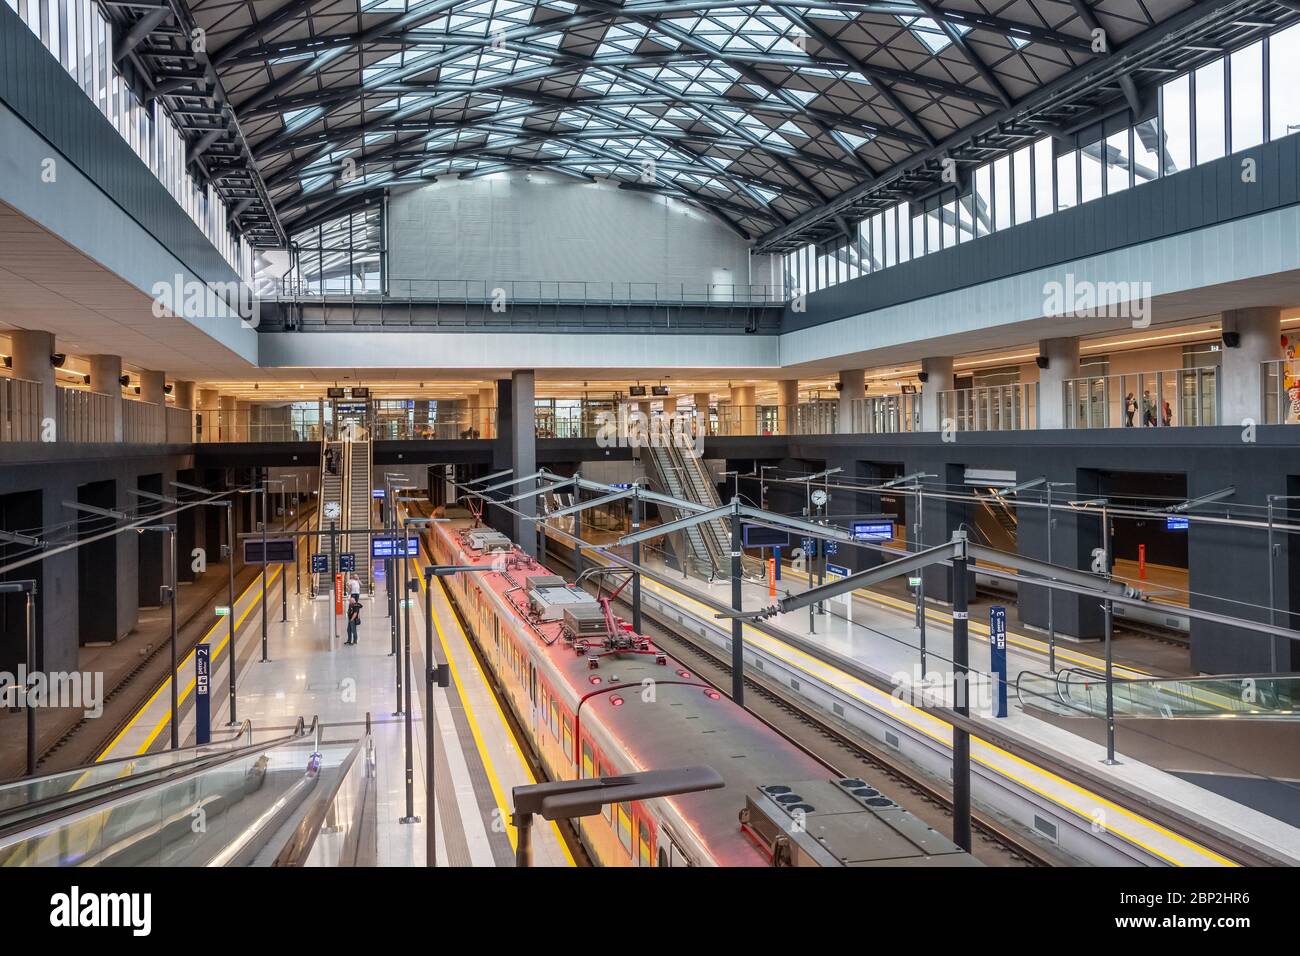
[919,356,954,432]
[139,369,165,441]
[1220,307,1283,425]
[88,354,124,441]
[9,329,57,430]
[837,369,865,433]
[198,389,219,441]
[511,370,537,554]
[661,396,677,416]
[1036,337,1079,430]
[173,380,195,410]
[773,379,798,435]
[220,396,238,442]
[478,386,495,438]
[729,384,755,434]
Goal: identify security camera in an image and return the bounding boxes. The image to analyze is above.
[1035,355,1050,369]
[917,371,929,384]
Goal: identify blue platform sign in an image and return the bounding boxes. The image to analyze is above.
[989,606,1008,718]
[1165,515,1189,530]
[311,553,329,574]
[194,643,211,745]
[372,536,420,559]
[824,539,839,557]
[852,520,895,541]
[799,536,818,558]
[339,552,356,573]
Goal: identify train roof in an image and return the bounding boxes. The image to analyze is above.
[431,517,970,866]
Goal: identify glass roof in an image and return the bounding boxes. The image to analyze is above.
[179,0,1208,244]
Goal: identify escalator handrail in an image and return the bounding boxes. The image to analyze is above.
[272,721,373,866]
[0,716,317,842]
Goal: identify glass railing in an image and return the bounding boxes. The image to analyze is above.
[1063,367,1217,428]
[938,383,1038,431]
[0,722,252,830]
[842,394,921,434]
[1019,668,1300,719]
[0,376,41,441]
[271,278,787,305]
[1261,359,1300,424]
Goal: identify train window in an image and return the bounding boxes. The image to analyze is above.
[617,804,633,855]
[550,701,559,738]
[637,819,652,867]
[562,722,573,760]
[581,741,594,779]
[658,847,668,868]
[598,763,613,823]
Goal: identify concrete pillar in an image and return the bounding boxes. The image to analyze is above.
[837,369,865,433]
[9,329,57,429]
[777,379,799,436]
[198,389,219,442]
[510,371,537,554]
[919,356,954,432]
[139,369,165,441]
[729,384,755,434]
[661,396,677,416]
[1036,337,1079,430]
[1220,307,1283,425]
[173,380,195,410]
[478,386,495,439]
[88,354,124,441]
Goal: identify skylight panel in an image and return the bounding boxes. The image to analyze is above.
[282,106,324,132]
[896,15,967,54]
[361,0,405,10]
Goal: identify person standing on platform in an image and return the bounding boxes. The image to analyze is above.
[349,573,361,602]
[346,596,361,645]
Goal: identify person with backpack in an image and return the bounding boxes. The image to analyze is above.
[346,596,361,645]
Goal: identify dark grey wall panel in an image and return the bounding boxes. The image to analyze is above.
[0,4,241,288]
[787,134,1300,332]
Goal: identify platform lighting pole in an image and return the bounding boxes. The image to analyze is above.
[138,525,179,748]
[398,515,432,826]
[225,503,237,724]
[1103,598,1118,765]
[293,474,302,595]
[421,563,477,867]
[730,497,745,706]
[173,484,239,725]
[573,470,584,579]
[950,531,971,852]
[1,580,38,775]
[916,483,926,665]
[631,487,642,633]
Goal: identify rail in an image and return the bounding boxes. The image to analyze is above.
[55,387,113,443]
[272,278,788,305]
[0,376,41,441]
[1261,358,1300,425]
[1063,366,1218,429]
[938,383,1038,432]
[123,399,163,443]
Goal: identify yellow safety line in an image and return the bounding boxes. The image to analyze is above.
[97,566,283,761]
[586,547,1235,866]
[403,532,574,864]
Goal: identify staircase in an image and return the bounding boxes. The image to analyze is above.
[315,439,345,592]
[344,439,373,591]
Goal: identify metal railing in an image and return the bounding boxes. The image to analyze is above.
[1063,367,1217,429]
[372,409,496,440]
[842,394,921,434]
[0,377,42,442]
[194,406,324,443]
[273,278,787,305]
[56,388,113,443]
[165,405,193,443]
[938,383,1038,431]
[123,400,163,443]
[1261,359,1300,425]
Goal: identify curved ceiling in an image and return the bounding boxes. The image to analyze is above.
[106,0,1298,248]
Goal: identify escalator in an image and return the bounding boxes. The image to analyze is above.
[0,716,377,867]
[316,439,345,592]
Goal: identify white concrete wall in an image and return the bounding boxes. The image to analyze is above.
[387,171,762,290]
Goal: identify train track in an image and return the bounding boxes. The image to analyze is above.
[546,548,1062,867]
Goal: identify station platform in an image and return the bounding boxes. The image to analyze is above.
[561,535,1300,868]
[0,555,258,781]
[94,557,573,867]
